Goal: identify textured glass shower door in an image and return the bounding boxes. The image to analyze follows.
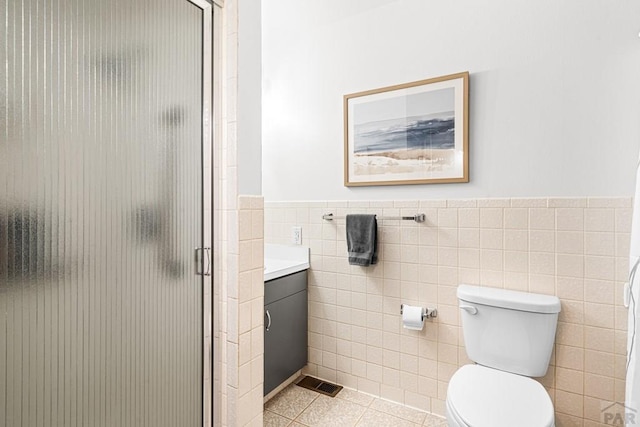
[0,0,212,426]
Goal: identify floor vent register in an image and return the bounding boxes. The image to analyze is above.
[296,376,343,398]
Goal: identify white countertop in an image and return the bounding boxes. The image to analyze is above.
[264,243,310,282]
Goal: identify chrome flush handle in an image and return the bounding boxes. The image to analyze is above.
[459,305,478,315]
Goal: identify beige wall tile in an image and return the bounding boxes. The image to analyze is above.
[588,197,632,208]
[438,246,458,268]
[530,208,556,230]
[584,256,615,281]
[615,378,626,402]
[584,280,615,305]
[585,209,615,232]
[560,300,585,325]
[530,252,555,275]
[480,270,504,287]
[549,198,587,208]
[557,208,584,231]
[529,274,556,295]
[431,398,446,417]
[616,208,633,233]
[419,200,447,209]
[504,229,529,251]
[530,230,556,253]
[479,208,504,228]
[557,231,584,255]
[557,277,584,301]
[556,345,585,371]
[437,209,458,228]
[458,248,480,269]
[555,412,584,426]
[458,208,479,228]
[584,350,614,377]
[437,362,458,382]
[458,228,480,248]
[559,322,586,348]
[480,249,504,271]
[447,199,477,208]
[616,233,631,257]
[458,267,480,285]
[556,367,584,394]
[557,254,585,278]
[582,396,604,422]
[615,306,628,333]
[504,272,529,291]
[585,232,615,256]
[238,210,252,241]
[504,251,529,273]
[615,257,629,282]
[263,197,629,426]
[480,229,503,249]
[584,302,614,329]
[478,199,511,208]
[504,208,529,229]
[510,198,548,208]
[584,373,614,401]
[555,389,584,418]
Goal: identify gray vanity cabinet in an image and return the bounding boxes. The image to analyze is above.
[264,270,308,395]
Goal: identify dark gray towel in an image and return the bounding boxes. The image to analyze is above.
[346,214,378,266]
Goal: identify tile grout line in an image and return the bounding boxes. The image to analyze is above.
[291,389,320,426]
[295,387,376,427]
[351,394,375,426]
[303,393,320,424]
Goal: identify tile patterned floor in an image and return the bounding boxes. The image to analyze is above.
[264,383,448,427]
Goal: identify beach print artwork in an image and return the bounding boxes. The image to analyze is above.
[344,72,468,186]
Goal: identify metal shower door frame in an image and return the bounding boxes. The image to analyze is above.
[185,0,213,424]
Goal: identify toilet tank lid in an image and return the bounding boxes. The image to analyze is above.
[458,284,561,314]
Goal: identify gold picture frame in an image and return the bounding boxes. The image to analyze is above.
[344,71,469,187]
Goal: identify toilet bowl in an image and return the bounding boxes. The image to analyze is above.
[446,365,555,427]
[446,285,561,427]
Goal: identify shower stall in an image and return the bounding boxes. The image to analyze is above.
[0,0,213,425]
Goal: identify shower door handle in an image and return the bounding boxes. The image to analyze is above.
[204,247,211,276]
[195,247,211,276]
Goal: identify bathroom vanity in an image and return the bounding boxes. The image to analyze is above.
[263,244,310,395]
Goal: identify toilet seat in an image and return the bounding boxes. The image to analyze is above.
[446,365,555,427]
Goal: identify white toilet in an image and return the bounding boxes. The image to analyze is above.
[446,284,561,427]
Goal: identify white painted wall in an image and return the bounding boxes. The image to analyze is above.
[237,0,262,195]
[262,0,640,201]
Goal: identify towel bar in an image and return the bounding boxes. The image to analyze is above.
[322,213,426,223]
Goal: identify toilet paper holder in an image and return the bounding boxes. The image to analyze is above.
[400,304,438,319]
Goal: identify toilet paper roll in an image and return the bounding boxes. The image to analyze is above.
[402,304,424,331]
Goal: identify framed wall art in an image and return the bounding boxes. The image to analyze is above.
[344,71,469,186]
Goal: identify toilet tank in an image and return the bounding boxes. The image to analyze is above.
[458,284,561,377]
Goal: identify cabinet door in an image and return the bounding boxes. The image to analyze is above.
[264,290,308,395]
